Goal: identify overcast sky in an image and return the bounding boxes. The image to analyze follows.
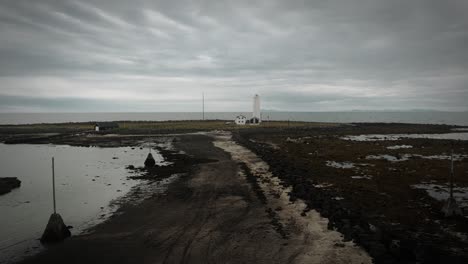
[0,0,467,112]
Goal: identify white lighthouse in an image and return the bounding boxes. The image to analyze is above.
[251,94,261,124]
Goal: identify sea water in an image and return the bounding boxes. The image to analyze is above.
[0,111,467,125]
[0,143,163,263]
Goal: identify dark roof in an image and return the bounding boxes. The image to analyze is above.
[249,117,260,123]
[95,122,119,128]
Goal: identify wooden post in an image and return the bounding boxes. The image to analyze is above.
[202,92,205,121]
[450,149,454,200]
[52,157,56,214]
[441,144,462,217]
[41,157,71,243]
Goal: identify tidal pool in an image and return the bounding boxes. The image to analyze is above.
[342,132,468,141]
[0,143,165,263]
[412,182,468,210]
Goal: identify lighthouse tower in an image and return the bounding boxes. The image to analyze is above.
[251,94,261,124]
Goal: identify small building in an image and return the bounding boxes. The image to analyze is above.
[95,122,119,132]
[234,94,262,126]
[235,115,247,125]
[249,117,260,124]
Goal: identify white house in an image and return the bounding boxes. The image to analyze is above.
[235,115,247,125]
[234,94,262,125]
[95,122,119,132]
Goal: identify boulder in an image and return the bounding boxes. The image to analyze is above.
[0,177,21,195]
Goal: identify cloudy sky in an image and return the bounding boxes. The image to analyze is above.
[0,0,467,112]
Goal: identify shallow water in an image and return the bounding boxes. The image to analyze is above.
[0,143,164,263]
[412,183,468,210]
[365,153,467,162]
[351,175,373,180]
[342,132,468,141]
[387,145,413,150]
[326,161,355,169]
[366,154,411,162]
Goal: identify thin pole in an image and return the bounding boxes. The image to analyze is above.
[202,92,205,121]
[52,157,56,214]
[450,149,454,199]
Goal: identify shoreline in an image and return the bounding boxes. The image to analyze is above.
[17,133,367,263]
[1,111,468,126]
[2,122,468,263]
[233,126,468,263]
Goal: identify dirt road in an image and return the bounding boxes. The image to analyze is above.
[19,133,370,264]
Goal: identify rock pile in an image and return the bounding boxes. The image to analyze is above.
[233,132,468,264]
[0,177,21,195]
[144,153,156,167]
[40,213,71,243]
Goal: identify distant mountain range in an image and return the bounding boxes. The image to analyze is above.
[259,109,464,112]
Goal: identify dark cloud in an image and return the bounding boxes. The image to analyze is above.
[0,0,467,112]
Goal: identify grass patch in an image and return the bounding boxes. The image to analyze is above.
[0,120,340,135]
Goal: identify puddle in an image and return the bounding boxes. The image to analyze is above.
[412,183,468,210]
[387,145,413,150]
[366,154,411,162]
[415,154,468,161]
[313,183,334,188]
[326,161,373,169]
[286,137,302,143]
[351,175,373,180]
[326,161,355,169]
[342,133,468,141]
[366,153,467,162]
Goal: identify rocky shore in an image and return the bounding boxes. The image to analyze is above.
[16,132,372,264]
[3,122,467,263]
[0,177,21,195]
[233,124,468,264]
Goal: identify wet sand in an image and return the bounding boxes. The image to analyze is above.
[18,133,370,264]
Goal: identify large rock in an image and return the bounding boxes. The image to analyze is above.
[0,177,21,195]
[40,213,71,243]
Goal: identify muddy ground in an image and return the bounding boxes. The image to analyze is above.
[4,122,468,263]
[16,133,371,264]
[235,123,468,263]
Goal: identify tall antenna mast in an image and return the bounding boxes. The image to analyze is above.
[202,92,205,121]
